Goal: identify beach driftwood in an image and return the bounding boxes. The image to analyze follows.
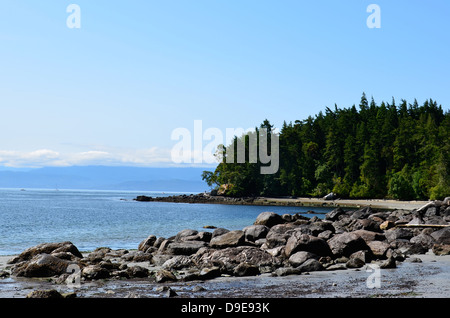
[396,224,450,228]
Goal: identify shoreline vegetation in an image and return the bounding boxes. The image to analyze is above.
[2,198,449,298]
[201,94,450,201]
[134,192,430,211]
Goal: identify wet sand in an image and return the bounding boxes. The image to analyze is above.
[1,252,449,298]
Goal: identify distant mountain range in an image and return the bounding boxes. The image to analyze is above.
[0,166,212,192]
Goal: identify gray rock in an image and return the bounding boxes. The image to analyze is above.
[162,255,194,270]
[265,223,300,248]
[211,228,230,238]
[12,253,76,278]
[289,251,319,267]
[272,267,301,277]
[26,289,64,299]
[285,232,332,257]
[155,269,177,283]
[325,207,346,221]
[430,227,450,244]
[82,264,110,280]
[175,229,198,241]
[7,242,82,265]
[327,232,369,257]
[243,225,269,242]
[233,262,260,277]
[380,256,397,269]
[254,212,284,228]
[384,228,414,242]
[297,258,324,272]
[167,241,207,255]
[209,230,245,248]
[126,265,149,278]
[367,241,390,259]
[138,235,157,251]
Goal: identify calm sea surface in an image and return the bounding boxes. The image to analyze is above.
[0,188,332,256]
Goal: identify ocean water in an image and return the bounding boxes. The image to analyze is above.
[0,188,332,256]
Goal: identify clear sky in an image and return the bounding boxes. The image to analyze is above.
[0,1,449,168]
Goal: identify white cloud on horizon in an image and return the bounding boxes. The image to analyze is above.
[0,147,218,168]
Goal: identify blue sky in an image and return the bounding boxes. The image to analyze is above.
[0,1,449,168]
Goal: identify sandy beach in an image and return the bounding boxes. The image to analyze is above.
[251,197,430,210]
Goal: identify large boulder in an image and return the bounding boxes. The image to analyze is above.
[243,225,269,242]
[12,253,75,278]
[196,246,279,274]
[367,241,390,259]
[209,230,245,248]
[325,207,346,221]
[384,228,414,242]
[351,229,385,243]
[430,227,450,244]
[264,223,299,249]
[327,232,369,257]
[285,232,332,257]
[288,251,319,267]
[138,235,157,252]
[8,242,82,265]
[166,241,207,255]
[254,212,284,228]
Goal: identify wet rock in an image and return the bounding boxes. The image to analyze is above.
[155,269,177,283]
[165,287,178,298]
[12,253,76,278]
[380,256,397,269]
[233,262,260,277]
[82,265,110,280]
[126,265,149,278]
[199,266,221,280]
[26,289,64,299]
[272,267,301,277]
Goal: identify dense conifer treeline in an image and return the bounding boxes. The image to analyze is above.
[202,93,450,200]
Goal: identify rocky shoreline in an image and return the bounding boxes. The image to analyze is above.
[134,193,430,210]
[1,199,450,298]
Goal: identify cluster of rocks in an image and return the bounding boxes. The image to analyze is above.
[4,202,450,289]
